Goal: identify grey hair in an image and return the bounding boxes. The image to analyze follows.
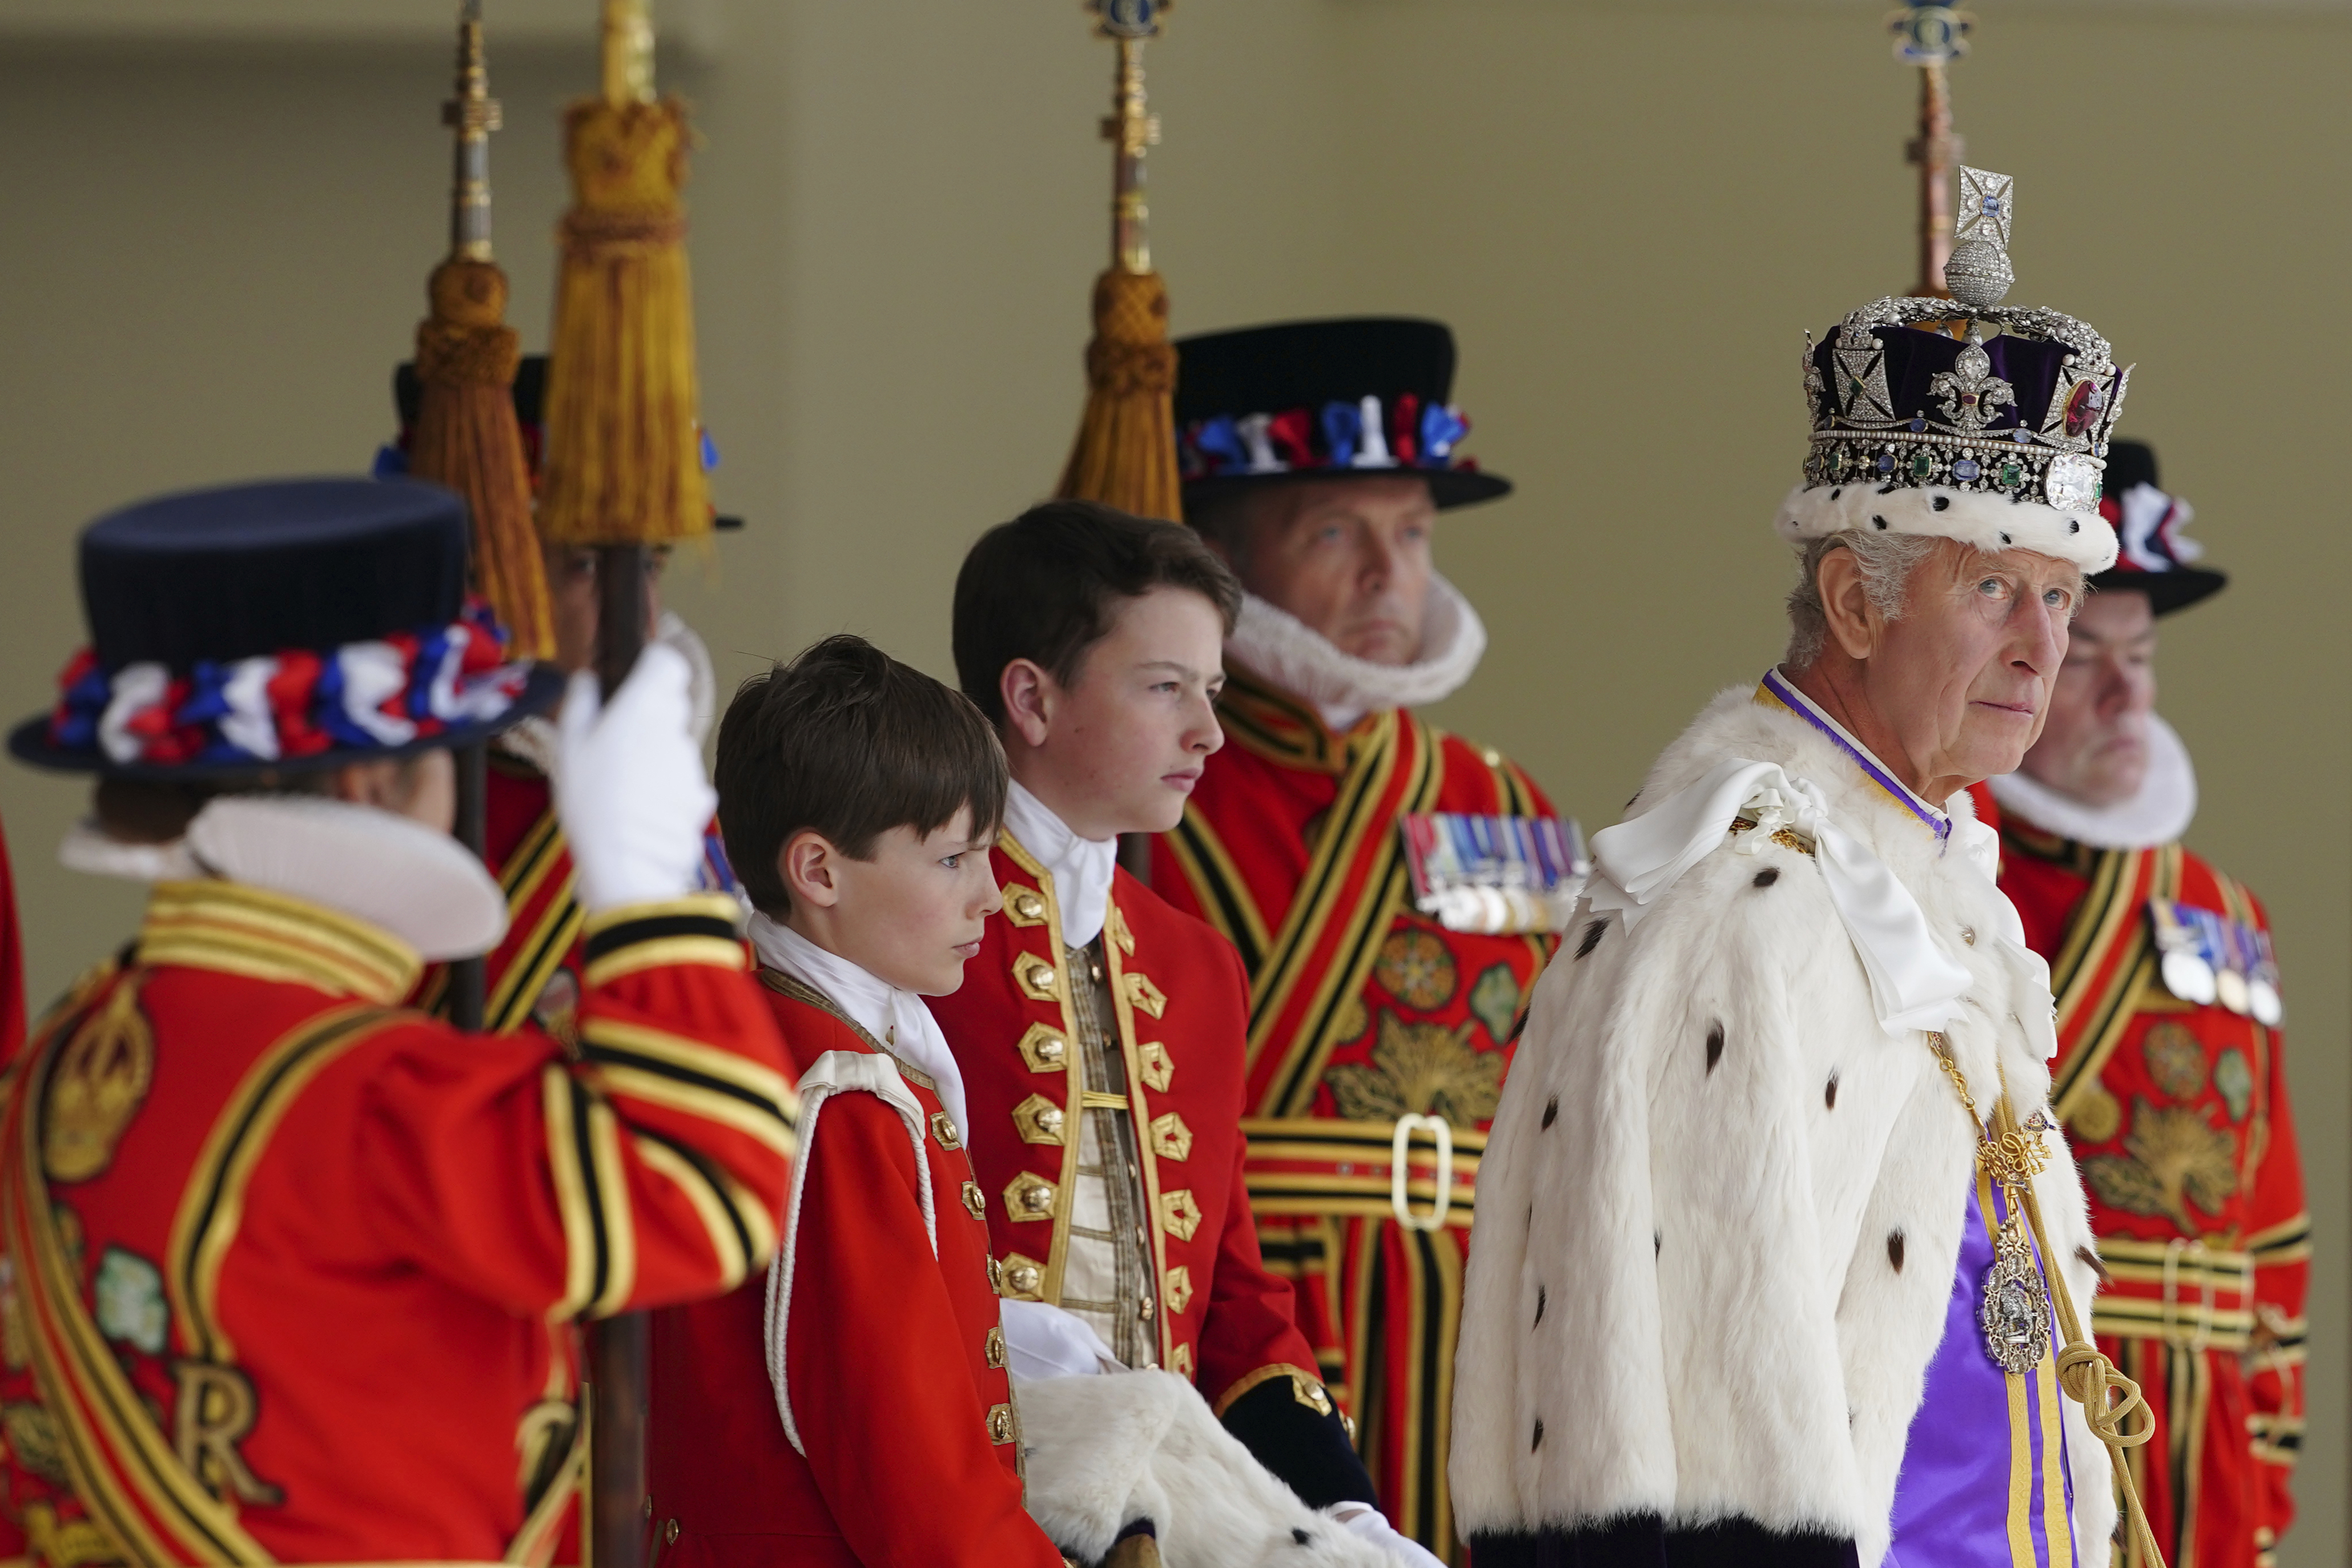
[1784,529,1940,668]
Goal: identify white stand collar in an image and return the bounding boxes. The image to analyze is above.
[745,912,970,1138]
[1000,781,1117,949]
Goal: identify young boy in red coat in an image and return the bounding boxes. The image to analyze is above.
[646,635,1067,1568]
[938,502,1421,1563]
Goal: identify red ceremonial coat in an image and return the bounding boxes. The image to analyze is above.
[925,837,1323,1416]
[1144,670,1559,1559]
[647,973,1060,1568]
[0,880,791,1565]
[1996,807,2307,1568]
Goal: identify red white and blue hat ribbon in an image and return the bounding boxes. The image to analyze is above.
[1181,393,1473,480]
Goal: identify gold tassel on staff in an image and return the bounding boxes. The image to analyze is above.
[1055,0,1181,523]
[539,0,710,559]
[410,0,555,661]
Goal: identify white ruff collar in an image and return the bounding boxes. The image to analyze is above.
[1001,782,1115,950]
[1988,711,2197,851]
[61,796,507,960]
[745,912,970,1139]
[1224,572,1486,729]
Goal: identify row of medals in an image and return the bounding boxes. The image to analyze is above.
[2150,898,2282,1027]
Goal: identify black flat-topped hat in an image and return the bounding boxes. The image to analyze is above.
[2092,440,2226,616]
[11,476,562,779]
[1173,317,1512,514]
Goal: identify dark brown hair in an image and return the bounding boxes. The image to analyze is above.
[715,633,1008,916]
[952,499,1241,727]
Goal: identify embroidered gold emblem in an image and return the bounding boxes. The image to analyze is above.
[1375,930,1457,1012]
[1163,1264,1193,1314]
[1108,904,1136,956]
[1004,1172,1058,1221]
[2214,1048,2254,1123]
[1015,956,1062,1003]
[1148,1112,1193,1161]
[2082,1097,2240,1233]
[2068,1084,2124,1144]
[1011,1094,1067,1145]
[1159,1188,1203,1241]
[1015,1023,1068,1072]
[2142,1021,2209,1103]
[1003,886,1049,927]
[43,980,155,1184]
[1136,1041,1173,1092]
[173,1362,284,1505]
[1325,1013,1504,1129]
[2,1402,66,1483]
[984,1326,1007,1369]
[1169,1342,1193,1376]
[1331,992,1370,1046]
[1123,972,1167,1019]
[999,1254,1045,1300]
[20,1500,114,1568]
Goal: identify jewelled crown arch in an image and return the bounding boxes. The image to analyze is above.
[1783,168,2132,571]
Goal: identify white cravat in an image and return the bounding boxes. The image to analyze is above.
[1586,758,1975,1036]
[745,912,970,1140]
[1001,781,1118,950]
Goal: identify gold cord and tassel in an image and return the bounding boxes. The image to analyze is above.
[1054,3,1181,522]
[1928,1034,2168,1565]
[537,0,710,551]
[408,2,555,660]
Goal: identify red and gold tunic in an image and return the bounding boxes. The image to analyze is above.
[647,975,1058,1568]
[925,837,1361,1495]
[1144,672,1558,1560]
[0,879,792,1565]
[1999,815,2307,1568]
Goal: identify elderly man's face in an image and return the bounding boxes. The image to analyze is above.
[2019,589,2157,807]
[1828,538,2082,794]
[1212,476,1436,665]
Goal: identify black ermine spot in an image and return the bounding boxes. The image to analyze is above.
[1752,867,1779,888]
[2000,532,2012,545]
[2068,520,2082,534]
[1531,1419,1545,1452]
[1932,495,1950,512]
[2076,1244,2110,1283]
[1830,487,1843,500]
[1825,1072,1839,1109]
[1541,1095,1559,1129]
[1293,1528,1312,1545]
[1872,515,1890,530]
[1705,1023,1725,1073]
[1575,920,1607,960]
[1534,1286,1546,1326]
[1888,1231,1906,1273]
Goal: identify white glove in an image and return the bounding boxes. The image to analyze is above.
[1329,1505,1446,1568]
[555,642,718,912]
[999,1300,1122,1381]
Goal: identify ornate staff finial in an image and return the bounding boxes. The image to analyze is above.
[601,0,654,107]
[1890,3,1972,297]
[1091,0,1166,275]
[443,0,501,262]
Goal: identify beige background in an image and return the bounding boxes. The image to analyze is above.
[0,2,2341,1559]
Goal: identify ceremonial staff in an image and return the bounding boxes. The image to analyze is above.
[409,1,557,1030]
[1892,2,1971,298]
[539,3,715,1562]
[1055,0,1180,522]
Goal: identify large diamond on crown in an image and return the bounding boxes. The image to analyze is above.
[1928,340,2016,436]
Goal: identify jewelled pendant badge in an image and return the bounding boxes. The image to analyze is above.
[1928,1030,2060,1374]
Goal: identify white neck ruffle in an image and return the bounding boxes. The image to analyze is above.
[62,795,508,960]
[1224,572,1486,731]
[1000,781,1116,950]
[745,912,969,1139]
[1988,711,2197,851]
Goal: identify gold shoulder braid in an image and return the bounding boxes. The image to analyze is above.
[1923,1031,2169,1566]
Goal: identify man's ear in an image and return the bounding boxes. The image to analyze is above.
[998,658,1057,751]
[781,829,845,910]
[1814,546,1882,662]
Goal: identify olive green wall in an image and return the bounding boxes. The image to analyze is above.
[0,3,2341,1558]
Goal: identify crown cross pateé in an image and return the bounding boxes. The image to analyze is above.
[1955,165,2013,250]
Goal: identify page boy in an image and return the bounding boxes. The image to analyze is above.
[938,501,1421,1557]
[646,634,1068,1568]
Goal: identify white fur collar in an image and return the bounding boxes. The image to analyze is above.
[63,796,507,961]
[1224,572,1486,729]
[1987,711,2196,850]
